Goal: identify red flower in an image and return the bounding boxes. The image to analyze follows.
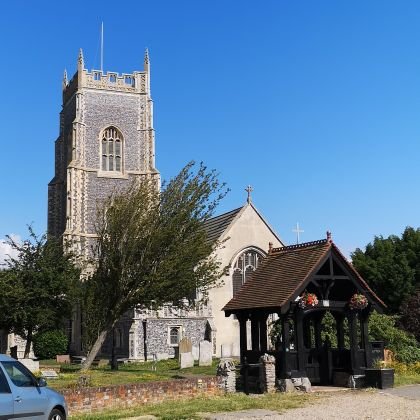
[299,292,319,308]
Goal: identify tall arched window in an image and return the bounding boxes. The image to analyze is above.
[232,248,264,296]
[101,127,123,172]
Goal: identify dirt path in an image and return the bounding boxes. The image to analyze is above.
[201,387,420,419]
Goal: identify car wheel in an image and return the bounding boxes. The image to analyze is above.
[48,408,66,420]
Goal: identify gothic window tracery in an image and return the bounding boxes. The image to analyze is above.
[101,127,123,172]
[169,326,181,346]
[232,248,264,296]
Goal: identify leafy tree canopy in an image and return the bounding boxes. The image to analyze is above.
[368,311,420,364]
[81,162,227,370]
[351,227,420,313]
[0,227,79,357]
[399,290,420,342]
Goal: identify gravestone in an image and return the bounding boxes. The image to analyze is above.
[56,354,70,364]
[221,343,232,358]
[180,352,194,368]
[199,340,212,366]
[41,370,59,379]
[178,337,192,356]
[232,343,240,357]
[192,345,199,361]
[156,352,169,361]
[179,337,194,369]
[19,359,39,373]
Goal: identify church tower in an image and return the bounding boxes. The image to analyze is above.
[48,49,159,253]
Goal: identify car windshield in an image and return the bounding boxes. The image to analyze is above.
[1,361,36,387]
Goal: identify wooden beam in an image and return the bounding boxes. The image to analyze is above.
[251,314,260,352]
[295,310,306,373]
[348,312,360,374]
[259,313,268,353]
[313,275,349,280]
[333,312,345,350]
[237,313,248,364]
[361,312,372,368]
[329,253,334,276]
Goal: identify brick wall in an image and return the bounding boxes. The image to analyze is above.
[62,376,223,414]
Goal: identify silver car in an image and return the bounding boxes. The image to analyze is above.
[0,354,68,419]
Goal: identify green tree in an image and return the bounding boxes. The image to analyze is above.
[81,162,226,370]
[0,228,79,358]
[33,330,69,360]
[351,229,418,313]
[399,227,420,289]
[368,311,420,363]
[399,291,420,342]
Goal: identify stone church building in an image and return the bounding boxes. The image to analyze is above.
[2,49,284,360]
[128,202,283,360]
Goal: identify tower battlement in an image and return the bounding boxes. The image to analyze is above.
[49,47,158,246]
[62,49,150,103]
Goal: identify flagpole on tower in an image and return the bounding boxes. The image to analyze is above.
[100,22,104,72]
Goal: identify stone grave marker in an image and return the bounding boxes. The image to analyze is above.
[180,352,194,368]
[156,352,169,361]
[41,370,59,379]
[221,343,232,358]
[232,343,240,357]
[179,337,194,368]
[56,354,70,364]
[192,345,199,361]
[178,337,192,355]
[199,340,212,366]
[19,359,39,373]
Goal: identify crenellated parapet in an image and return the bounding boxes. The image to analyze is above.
[63,69,149,103]
[62,48,150,104]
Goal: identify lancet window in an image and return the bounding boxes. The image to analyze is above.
[169,326,181,346]
[101,127,123,172]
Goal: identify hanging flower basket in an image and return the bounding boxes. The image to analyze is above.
[349,293,368,310]
[298,292,319,309]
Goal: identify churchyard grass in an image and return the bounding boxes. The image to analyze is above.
[39,358,219,390]
[70,392,315,420]
[40,358,420,389]
[395,373,420,386]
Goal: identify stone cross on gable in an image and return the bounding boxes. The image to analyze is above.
[292,222,304,244]
[245,185,253,204]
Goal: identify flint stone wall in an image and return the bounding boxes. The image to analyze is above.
[259,354,276,393]
[133,318,208,360]
[278,377,311,393]
[62,376,223,415]
[217,359,236,393]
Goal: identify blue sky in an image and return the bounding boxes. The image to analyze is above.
[1,0,420,259]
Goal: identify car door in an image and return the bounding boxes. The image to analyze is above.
[1,360,48,420]
[0,364,14,419]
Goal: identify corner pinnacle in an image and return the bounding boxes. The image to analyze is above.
[78,48,85,68]
[62,69,68,89]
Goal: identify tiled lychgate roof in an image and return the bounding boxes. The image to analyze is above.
[203,207,242,242]
[223,239,384,313]
[223,240,330,312]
